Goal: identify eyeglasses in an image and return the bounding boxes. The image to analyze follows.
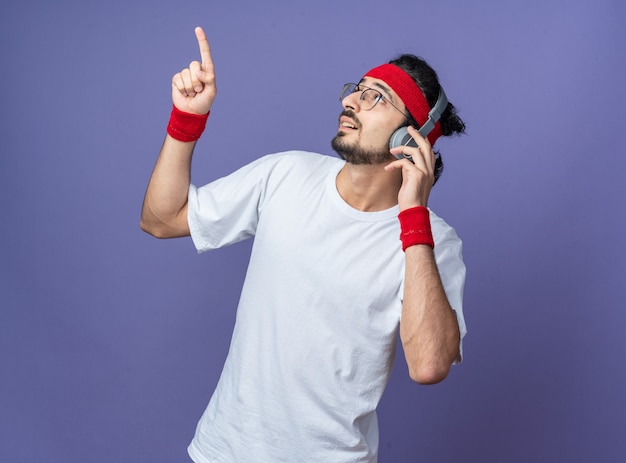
[339,83,408,119]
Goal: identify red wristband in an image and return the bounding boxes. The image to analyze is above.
[166,105,209,142]
[398,206,435,251]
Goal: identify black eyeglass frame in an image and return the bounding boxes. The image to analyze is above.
[339,83,409,120]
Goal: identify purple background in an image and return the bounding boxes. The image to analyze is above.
[1,1,625,462]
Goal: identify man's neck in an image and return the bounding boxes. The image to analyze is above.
[335,162,402,212]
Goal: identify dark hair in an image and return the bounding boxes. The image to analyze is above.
[389,54,466,183]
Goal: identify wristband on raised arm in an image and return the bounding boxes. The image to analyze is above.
[166,105,209,142]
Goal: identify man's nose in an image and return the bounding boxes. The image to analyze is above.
[341,91,361,112]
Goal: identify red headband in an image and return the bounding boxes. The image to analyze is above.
[365,63,442,145]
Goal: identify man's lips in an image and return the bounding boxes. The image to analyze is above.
[339,115,358,130]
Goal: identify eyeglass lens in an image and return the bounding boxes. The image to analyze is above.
[340,83,382,110]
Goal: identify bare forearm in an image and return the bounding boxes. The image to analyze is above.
[141,27,217,239]
[400,245,460,384]
[140,135,195,238]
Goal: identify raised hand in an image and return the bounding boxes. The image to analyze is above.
[385,126,436,210]
[171,26,216,115]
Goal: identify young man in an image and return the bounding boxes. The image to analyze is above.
[141,26,467,463]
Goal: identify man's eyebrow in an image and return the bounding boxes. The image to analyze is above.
[359,78,397,104]
[372,82,395,101]
[359,77,398,104]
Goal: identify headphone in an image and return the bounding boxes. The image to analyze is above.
[389,88,448,162]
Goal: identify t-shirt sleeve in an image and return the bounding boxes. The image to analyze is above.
[432,218,467,364]
[436,242,467,364]
[187,156,273,253]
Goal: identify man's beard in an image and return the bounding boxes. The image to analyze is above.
[331,110,393,165]
[331,133,392,165]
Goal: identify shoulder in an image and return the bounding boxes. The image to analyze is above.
[201,151,341,194]
[258,151,343,170]
[428,209,463,249]
[428,210,466,285]
[248,151,343,184]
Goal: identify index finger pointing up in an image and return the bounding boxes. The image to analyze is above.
[194,26,212,67]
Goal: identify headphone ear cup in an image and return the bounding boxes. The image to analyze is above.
[389,127,417,149]
[389,126,441,163]
[389,127,417,163]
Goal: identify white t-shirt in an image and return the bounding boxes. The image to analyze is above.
[186,151,466,463]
